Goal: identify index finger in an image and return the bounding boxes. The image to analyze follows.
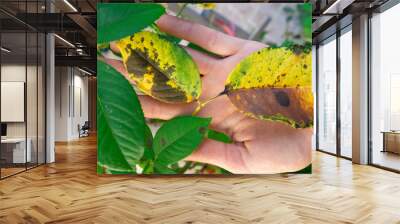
[156,14,245,56]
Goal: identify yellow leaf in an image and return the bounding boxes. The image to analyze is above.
[117,31,201,103]
[225,46,313,128]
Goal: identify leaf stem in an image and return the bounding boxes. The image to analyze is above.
[151,23,161,34]
[176,3,188,17]
[192,90,228,116]
[178,161,194,174]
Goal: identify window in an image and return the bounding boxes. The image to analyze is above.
[0,1,46,179]
[317,36,337,154]
[371,3,400,171]
[339,27,352,158]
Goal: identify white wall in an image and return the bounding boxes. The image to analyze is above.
[54,67,89,141]
[1,63,46,164]
[1,65,36,138]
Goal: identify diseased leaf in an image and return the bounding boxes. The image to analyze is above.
[97,3,165,43]
[97,61,146,174]
[225,44,313,128]
[117,31,201,103]
[153,116,211,166]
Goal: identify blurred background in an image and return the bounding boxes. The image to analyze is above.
[165,3,311,46]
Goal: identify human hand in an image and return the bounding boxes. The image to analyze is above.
[105,14,312,174]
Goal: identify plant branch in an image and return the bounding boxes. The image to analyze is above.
[176,3,188,17]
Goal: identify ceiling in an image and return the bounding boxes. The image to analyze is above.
[311,0,390,43]
[0,0,97,74]
[0,0,395,74]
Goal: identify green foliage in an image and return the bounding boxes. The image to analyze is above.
[298,3,312,41]
[153,116,211,166]
[292,164,312,174]
[187,42,222,58]
[207,129,233,143]
[97,3,312,175]
[97,61,146,174]
[97,163,104,174]
[97,60,230,175]
[97,3,165,43]
[97,66,231,174]
[154,164,177,174]
[149,23,182,44]
[142,124,154,161]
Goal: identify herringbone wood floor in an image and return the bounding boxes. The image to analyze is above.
[1,135,400,224]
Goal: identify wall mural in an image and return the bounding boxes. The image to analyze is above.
[97,3,313,175]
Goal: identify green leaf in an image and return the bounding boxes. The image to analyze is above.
[97,42,110,56]
[207,129,233,143]
[105,166,136,175]
[97,162,104,174]
[117,31,201,103]
[150,24,182,44]
[97,60,146,174]
[297,3,312,41]
[161,33,182,45]
[153,116,211,166]
[97,3,165,43]
[142,124,154,161]
[154,164,177,174]
[141,160,154,174]
[291,164,312,174]
[224,46,313,128]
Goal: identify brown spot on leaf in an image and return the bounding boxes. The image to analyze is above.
[274,91,290,107]
[198,127,207,135]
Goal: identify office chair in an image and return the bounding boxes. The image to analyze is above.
[79,121,90,138]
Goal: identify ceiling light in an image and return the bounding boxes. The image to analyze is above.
[63,0,78,12]
[78,67,92,76]
[54,34,75,48]
[1,47,11,53]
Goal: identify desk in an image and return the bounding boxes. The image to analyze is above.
[1,138,31,164]
[381,131,400,154]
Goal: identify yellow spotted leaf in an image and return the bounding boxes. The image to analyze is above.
[117,31,201,103]
[225,45,313,128]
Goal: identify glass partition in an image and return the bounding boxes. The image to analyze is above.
[371,3,400,171]
[1,30,28,177]
[0,1,46,179]
[339,27,352,158]
[317,35,337,154]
